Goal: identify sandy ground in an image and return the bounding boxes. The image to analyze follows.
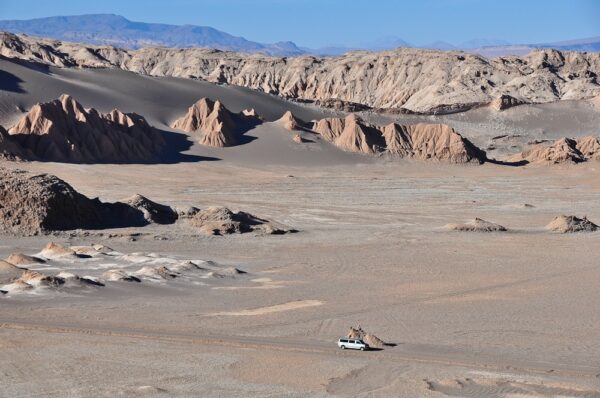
[2,160,600,397]
[2,57,600,397]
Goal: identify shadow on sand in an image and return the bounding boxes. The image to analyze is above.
[0,69,26,93]
[486,158,529,167]
[157,129,220,164]
[231,115,262,146]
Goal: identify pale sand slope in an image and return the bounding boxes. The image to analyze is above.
[0,58,328,130]
[2,160,600,396]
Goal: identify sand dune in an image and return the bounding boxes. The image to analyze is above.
[2,32,599,114]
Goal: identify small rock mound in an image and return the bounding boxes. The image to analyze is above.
[0,260,25,284]
[56,272,105,287]
[123,194,178,224]
[242,108,259,118]
[171,98,244,147]
[489,94,528,111]
[575,136,600,160]
[2,279,33,293]
[507,136,600,164]
[70,244,114,256]
[347,326,389,349]
[134,265,179,280]
[292,134,307,143]
[40,242,77,258]
[5,253,45,266]
[546,215,599,233]
[19,270,64,287]
[514,137,585,164]
[6,94,165,163]
[446,218,507,232]
[190,206,296,235]
[102,269,141,282]
[169,261,206,273]
[277,111,305,131]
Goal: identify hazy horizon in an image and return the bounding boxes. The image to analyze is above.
[0,0,599,49]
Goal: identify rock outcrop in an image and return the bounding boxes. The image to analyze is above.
[171,98,259,147]
[171,98,238,147]
[0,168,300,237]
[314,115,485,162]
[446,218,507,232]
[489,94,529,111]
[6,94,165,163]
[5,253,45,266]
[0,260,25,284]
[546,215,599,233]
[0,168,163,235]
[575,136,600,160]
[277,111,306,131]
[388,123,486,162]
[347,326,390,349]
[509,136,600,164]
[313,114,385,154]
[292,134,306,143]
[0,125,25,160]
[0,168,109,235]
[2,32,599,114]
[123,194,178,224]
[189,206,296,235]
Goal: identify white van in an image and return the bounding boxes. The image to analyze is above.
[337,338,369,351]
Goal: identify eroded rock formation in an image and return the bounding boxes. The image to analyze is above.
[5,94,165,162]
[2,32,599,114]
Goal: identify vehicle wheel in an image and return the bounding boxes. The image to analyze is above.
[340,345,346,350]
[360,347,365,351]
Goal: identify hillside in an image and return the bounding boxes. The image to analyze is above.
[1,32,599,114]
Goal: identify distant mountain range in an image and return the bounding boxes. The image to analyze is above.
[0,14,598,57]
[0,14,305,56]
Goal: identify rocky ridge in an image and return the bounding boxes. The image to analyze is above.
[1,32,599,114]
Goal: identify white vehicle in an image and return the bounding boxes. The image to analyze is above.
[337,338,369,351]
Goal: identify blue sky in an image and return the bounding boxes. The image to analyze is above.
[0,0,598,47]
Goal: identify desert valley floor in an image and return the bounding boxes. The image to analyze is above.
[2,52,600,397]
